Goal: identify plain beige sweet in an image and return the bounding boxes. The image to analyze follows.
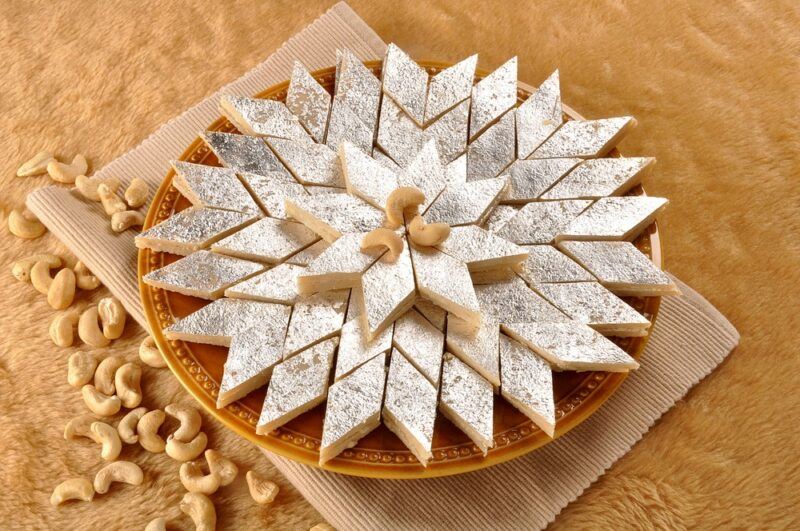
[67,352,97,388]
[81,385,121,417]
[137,409,167,453]
[246,470,280,505]
[89,421,122,461]
[50,478,94,507]
[180,492,216,531]
[8,209,46,239]
[93,461,143,494]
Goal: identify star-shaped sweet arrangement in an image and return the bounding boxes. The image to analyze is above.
[136,44,680,467]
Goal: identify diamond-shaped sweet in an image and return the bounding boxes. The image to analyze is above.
[424,176,508,227]
[285,193,384,242]
[334,318,393,381]
[392,308,445,386]
[410,246,480,327]
[224,263,306,304]
[425,54,477,123]
[376,97,428,167]
[474,276,569,324]
[516,69,563,159]
[497,199,592,244]
[297,232,384,295]
[557,196,668,241]
[211,216,319,263]
[283,290,349,358]
[339,141,400,209]
[499,334,555,436]
[501,158,581,203]
[531,117,636,159]
[446,315,501,387]
[326,97,374,152]
[516,244,594,284]
[219,95,311,142]
[470,57,517,140]
[286,61,331,143]
[335,49,381,136]
[437,225,528,272]
[426,99,469,164]
[439,353,494,455]
[267,137,344,187]
[382,43,428,125]
[402,138,447,211]
[541,157,655,200]
[238,171,307,219]
[171,161,261,214]
[466,109,516,182]
[202,131,289,177]
[360,242,416,340]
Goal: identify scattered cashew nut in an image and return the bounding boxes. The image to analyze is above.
[137,409,166,453]
[98,182,127,216]
[75,174,120,202]
[124,178,149,208]
[205,449,238,486]
[73,261,100,290]
[114,362,142,408]
[8,209,46,239]
[385,186,425,228]
[111,210,145,232]
[97,296,126,339]
[246,470,279,505]
[310,524,336,531]
[47,268,76,310]
[93,461,143,494]
[361,228,404,262]
[407,215,451,247]
[118,407,147,444]
[17,150,55,177]
[30,259,59,294]
[94,355,124,395]
[64,414,99,441]
[179,461,221,495]
[67,352,97,388]
[180,492,216,531]
[50,305,85,347]
[47,154,88,184]
[50,478,94,506]
[81,384,121,417]
[144,518,168,531]
[165,432,207,462]
[11,254,60,282]
[89,421,122,461]
[78,307,110,347]
[165,403,201,443]
[139,336,166,368]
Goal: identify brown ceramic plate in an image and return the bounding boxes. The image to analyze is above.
[138,61,662,479]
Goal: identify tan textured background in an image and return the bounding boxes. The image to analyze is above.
[1,0,799,529]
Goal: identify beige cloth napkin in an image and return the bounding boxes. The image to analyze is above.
[26,3,739,530]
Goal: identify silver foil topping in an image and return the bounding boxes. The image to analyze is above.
[383,349,438,465]
[498,334,555,436]
[256,337,338,434]
[225,263,306,304]
[373,149,402,172]
[414,297,447,332]
[410,246,480,326]
[558,196,668,241]
[335,49,381,136]
[286,61,331,143]
[360,242,416,340]
[219,95,311,142]
[437,224,528,272]
[557,241,677,296]
[469,57,517,140]
[426,99,469,164]
[393,308,445,386]
[143,250,264,300]
[285,239,330,266]
[326,97,374,152]
[466,109,516,182]
[239,171,307,219]
[541,157,655,200]
[474,276,569,324]
[171,161,261,214]
[283,289,349,358]
[212,216,318,263]
[165,298,291,347]
[320,352,387,464]
[439,353,494,455]
[135,206,258,256]
[482,204,519,233]
[402,138,447,211]
[339,141,399,209]
[382,43,428,125]
[445,153,467,186]
[516,244,595,284]
[217,317,291,408]
[446,315,501,387]
[424,54,477,123]
[424,176,508,227]
[502,321,639,371]
[201,131,289,177]
[376,97,428,167]
[536,281,650,335]
[531,116,636,159]
[298,232,383,294]
[501,158,581,203]
[335,318,393,381]
[267,137,344,187]
[516,69,563,159]
[497,199,592,244]
[285,193,384,242]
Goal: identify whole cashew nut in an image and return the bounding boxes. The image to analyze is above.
[78,307,110,347]
[73,261,100,290]
[114,362,142,408]
[50,478,94,506]
[8,209,46,239]
[50,304,86,347]
[179,461,221,495]
[47,268,76,310]
[137,409,166,453]
[47,154,88,184]
[67,352,97,388]
[124,178,149,208]
[98,183,127,216]
[81,385,121,417]
[246,470,279,505]
[64,414,99,441]
[407,215,451,247]
[139,336,166,368]
[360,228,404,263]
[75,174,120,202]
[11,254,60,282]
[180,492,216,531]
[97,296,126,339]
[205,449,238,486]
[30,260,59,294]
[17,150,55,177]
[93,461,143,494]
[94,355,124,395]
[165,432,207,462]
[118,407,147,444]
[144,518,168,531]
[310,524,336,531]
[111,210,145,232]
[165,403,201,442]
[89,421,122,461]
[385,186,425,228]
